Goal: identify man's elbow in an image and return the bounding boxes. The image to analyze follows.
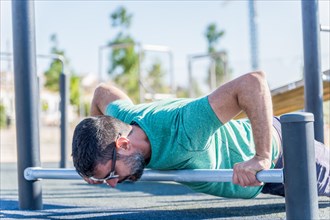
[243,71,268,91]
[93,83,111,101]
[247,71,267,83]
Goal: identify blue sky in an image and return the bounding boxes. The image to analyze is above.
[1,0,329,90]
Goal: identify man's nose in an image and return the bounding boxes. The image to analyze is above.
[106,178,119,188]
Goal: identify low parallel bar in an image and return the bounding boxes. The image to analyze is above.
[24,167,284,183]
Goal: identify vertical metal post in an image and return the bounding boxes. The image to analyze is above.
[281,113,319,220]
[98,46,104,83]
[138,44,145,103]
[210,59,216,90]
[301,0,324,143]
[60,73,69,168]
[188,58,193,98]
[11,0,43,210]
[222,53,228,82]
[169,51,175,95]
[248,0,259,70]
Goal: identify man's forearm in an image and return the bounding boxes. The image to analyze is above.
[209,71,273,186]
[246,105,272,160]
[237,72,273,160]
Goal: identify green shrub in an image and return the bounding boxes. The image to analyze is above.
[0,104,7,128]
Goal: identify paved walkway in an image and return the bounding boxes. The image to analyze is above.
[1,126,330,219]
[1,163,330,220]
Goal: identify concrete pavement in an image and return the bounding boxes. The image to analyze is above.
[1,126,330,219]
[1,162,330,220]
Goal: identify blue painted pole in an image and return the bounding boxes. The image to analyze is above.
[248,0,259,70]
[60,72,69,168]
[281,113,319,220]
[301,0,324,143]
[11,0,43,210]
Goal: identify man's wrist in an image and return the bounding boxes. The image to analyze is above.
[255,153,271,161]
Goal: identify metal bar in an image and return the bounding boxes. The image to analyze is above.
[169,51,175,94]
[301,0,324,143]
[320,25,330,32]
[188,58,194,97]
[138,44,144,102]
[12,0,43,210]
[248,0,259,70]
[24,167,284,183]
[188,51,225,60]
[59,73,69,168]
[110,42,135,50]
[98,47,102,82]
[281,113,319,220]
[141,44,171,52]
[37,54,67,168]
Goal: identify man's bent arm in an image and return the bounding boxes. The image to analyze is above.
[90,83,132,116]
[208,71,273,187]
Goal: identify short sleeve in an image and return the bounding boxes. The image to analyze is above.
[105,100,136,124]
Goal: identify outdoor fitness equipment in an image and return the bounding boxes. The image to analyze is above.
[24,168,283,183]
[11,0,322,220]
[21,113,320,220]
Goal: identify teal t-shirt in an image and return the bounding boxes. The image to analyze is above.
[106,96,279,199]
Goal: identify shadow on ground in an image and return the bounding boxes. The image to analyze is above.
[73,180,195,197]
[0,199,288,220]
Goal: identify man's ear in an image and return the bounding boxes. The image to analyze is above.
[116,136,130,151]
